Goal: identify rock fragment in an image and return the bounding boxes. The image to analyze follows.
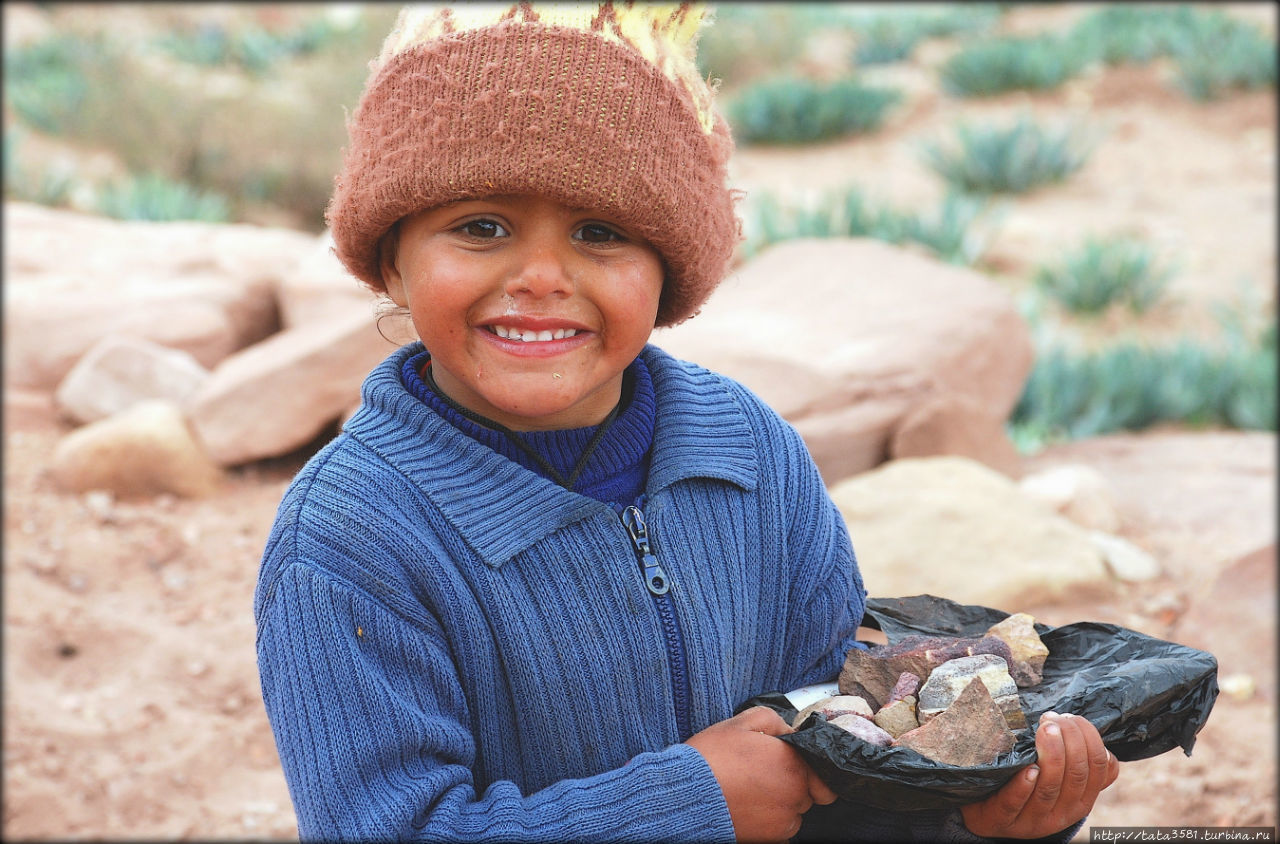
[893,678,1017,767]
[838,634,1016,709]
[792,694,874,729]
[872,696,918,738]
[983,612,1050,687]
[886,671,921,705]
[917,654,1025,729]
[829,713,893,747]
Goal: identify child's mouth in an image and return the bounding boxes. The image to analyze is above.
[487,325,580,342]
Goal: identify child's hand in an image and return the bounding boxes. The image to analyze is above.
[960,711,1120,839]
[687,706,838,843]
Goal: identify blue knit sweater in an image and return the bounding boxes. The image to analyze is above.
[254,342,998,842]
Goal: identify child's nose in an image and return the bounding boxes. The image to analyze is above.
[505,241,574,299]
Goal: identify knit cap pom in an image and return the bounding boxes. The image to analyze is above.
[380,2,719,133]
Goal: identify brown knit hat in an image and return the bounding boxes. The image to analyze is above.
[326,2,739,327]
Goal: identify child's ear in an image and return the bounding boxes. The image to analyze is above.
[378,227,409,307]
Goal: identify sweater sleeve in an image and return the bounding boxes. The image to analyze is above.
[765,412,868,691]
[256,561,735,842]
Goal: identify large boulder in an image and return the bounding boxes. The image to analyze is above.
[829,456,1115,610]
[48,400,224,498]
[275,229,384,329]
[653,239,1033,485]
[54,334,210,425]
[185,308,398,466]
[3,202,316,389]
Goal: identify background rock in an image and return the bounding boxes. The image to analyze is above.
[887,393,1024,478]
[653,238,1033,486]
[48,399,224,498]
[275,229,384,328]
[3,203,311,389]
[185,309,399,466]
[1088,530,1162,582]
[1021,431,1276,591]
[1018,463,1122,533]
[1172,543,1276,695]
[830,455,1114,609]
[54,334,210,425]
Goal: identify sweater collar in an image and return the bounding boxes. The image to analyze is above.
[344,343,759,567]
[400,348,655,496]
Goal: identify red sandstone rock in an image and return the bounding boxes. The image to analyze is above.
[893,677,1017,767]
[917,654,1025,730]
[652,239,1034,486]
[838,634,1016,709]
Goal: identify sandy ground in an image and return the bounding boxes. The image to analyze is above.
[3,4,1277,840]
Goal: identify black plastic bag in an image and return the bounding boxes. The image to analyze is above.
[738,594,1219,812]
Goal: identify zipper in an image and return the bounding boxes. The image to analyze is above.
[621,504,693,739]
[622,505,669,596]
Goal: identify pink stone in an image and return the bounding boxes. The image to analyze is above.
[829,713,893,747]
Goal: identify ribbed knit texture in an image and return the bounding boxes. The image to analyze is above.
[401,347,653,508]
[254,343,1047,842]
[326,2,739,327]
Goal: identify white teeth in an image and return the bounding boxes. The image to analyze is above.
[490,325,578,342]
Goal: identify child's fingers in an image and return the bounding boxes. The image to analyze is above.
[1025,712,1068,814]
[806,769,839,806]
[1105,750,1121,789]
[1074,715,1116,802]
[1049,714,1094,811]
[997,764,1042,823]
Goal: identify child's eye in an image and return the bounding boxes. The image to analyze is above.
[574,223,625,244]
[457,219,508,239]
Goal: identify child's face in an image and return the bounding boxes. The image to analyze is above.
[381,194,664,431]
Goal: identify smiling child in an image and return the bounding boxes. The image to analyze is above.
[254,4,1117,841]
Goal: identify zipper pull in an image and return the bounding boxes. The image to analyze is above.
[622,505,670,596]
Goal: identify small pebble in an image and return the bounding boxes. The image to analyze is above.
[83,489,116,523]
[1219,673,1256,701]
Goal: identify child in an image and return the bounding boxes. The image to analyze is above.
[254,3,1119,841]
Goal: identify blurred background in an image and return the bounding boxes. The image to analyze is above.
[4,2,1274,444]
[3,2,1276,839]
